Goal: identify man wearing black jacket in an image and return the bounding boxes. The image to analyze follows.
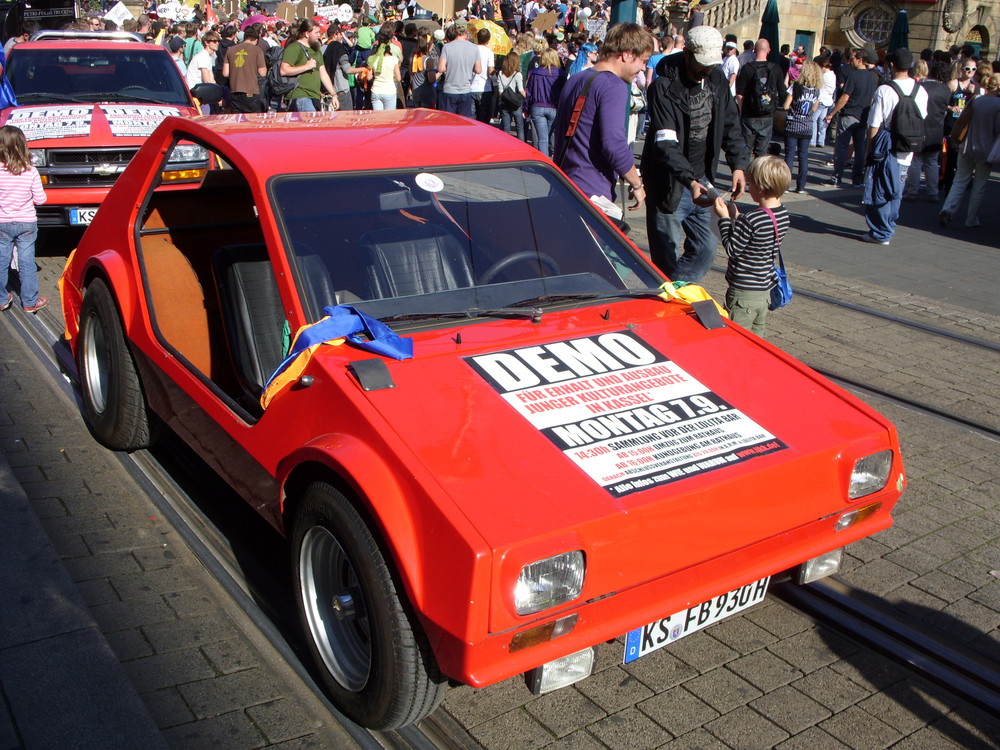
[641,25,750,282]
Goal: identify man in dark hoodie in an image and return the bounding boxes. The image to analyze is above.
[640,25,749,282]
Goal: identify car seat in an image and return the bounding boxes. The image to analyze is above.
[359,223,475,299]
[212,243,286,409]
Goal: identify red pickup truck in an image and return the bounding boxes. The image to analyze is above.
[2,30,202,227]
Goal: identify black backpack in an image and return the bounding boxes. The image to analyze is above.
[889,81,924,152]
[265,45,298,99]
[742,62,777,117]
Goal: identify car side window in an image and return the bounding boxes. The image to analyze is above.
[136,141,280,419]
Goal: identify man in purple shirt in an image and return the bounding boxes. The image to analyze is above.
[552,23,653,212]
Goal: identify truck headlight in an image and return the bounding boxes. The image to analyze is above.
[849,450,892,499]
[30,149,46,167]
[515,551,585,615]
[166,143,209,164]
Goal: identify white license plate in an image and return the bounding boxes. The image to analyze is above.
[623,577,770,663]
[69,208,98,225]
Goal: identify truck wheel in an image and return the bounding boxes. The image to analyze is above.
[292,481,447,729]
[77,278,157,451]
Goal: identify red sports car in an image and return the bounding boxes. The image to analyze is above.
[60,110,905,729]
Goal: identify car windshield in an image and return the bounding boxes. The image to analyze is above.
[270,165,663,323]
[6,47,190,106]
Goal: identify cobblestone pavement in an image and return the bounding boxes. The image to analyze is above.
[2,170,1000,749]
[0,288,362,748]
[435,265,1000,750]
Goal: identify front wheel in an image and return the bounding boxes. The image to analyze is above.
[77,278,157,451]
[291,482,447,729]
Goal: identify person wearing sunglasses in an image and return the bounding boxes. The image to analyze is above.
[947,59,982,120]
[942,58,982,194]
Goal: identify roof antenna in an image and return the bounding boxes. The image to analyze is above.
[453,332,462,345]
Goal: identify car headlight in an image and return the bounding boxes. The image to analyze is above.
[849,450,892,499]
[167,144,209,164]
[515,551,585,615]
[30,149,46,167]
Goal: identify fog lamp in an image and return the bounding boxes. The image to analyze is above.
[526,646,596,695]
[849,450,892,499]
[514,551,585,615]
[509,614,577,653]
[798,548,843,584]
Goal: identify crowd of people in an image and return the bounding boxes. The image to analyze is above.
[2,1,998,333]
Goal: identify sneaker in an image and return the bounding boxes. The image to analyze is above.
[0,293,11,311]
[22,297,48,313]
[825,176,841,186]
[938,210,951,227]
[794,188,808,194]
[824,160,834,168]
[861,234,889,245]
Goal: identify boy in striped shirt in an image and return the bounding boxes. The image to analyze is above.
[712,155,790,337]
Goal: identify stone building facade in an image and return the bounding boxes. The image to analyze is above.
[699,0,996,58]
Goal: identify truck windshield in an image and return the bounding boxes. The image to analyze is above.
[6,47,190,106]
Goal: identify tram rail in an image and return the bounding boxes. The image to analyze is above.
[5,292,999,747]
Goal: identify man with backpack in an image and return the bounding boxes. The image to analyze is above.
[861,48,928,245]
[280,18,336,112]
[735,39,784,158]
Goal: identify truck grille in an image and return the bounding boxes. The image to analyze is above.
[43,148,138,187]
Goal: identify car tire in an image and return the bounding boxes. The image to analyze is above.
[292,481,447,729]
[77,277,157,451]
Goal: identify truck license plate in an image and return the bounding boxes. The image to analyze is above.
[70,208,98,225]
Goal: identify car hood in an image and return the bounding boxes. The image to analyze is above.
[321,300,894,558]
[0,102,191,143]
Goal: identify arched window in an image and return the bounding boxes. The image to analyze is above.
[855,6,893,46]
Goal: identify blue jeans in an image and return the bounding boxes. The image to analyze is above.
[865,163,909,242]
[530,106,557,156]
[646,186,716,282]
[784,134,810,190]
[832,115,867,184]
[371,91,396,110]
[289,96,319,112]
[812,104,830,146]
[440,91,473,118]
[0,221,40,307]
[498,107,525,140]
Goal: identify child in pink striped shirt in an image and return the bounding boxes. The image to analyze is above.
[0,125,47,312]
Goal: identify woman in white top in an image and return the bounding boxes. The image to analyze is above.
[368,29,402,110]
[813,57,836,148]
[186,32,221,114]
[494,51,526,141]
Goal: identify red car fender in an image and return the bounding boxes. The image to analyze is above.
[276,435,492,618]
[64,250,141,353]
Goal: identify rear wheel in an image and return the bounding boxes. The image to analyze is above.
[292,482,447,729]
[77,278,157,451]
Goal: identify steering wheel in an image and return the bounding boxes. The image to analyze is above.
[479,251,561,285]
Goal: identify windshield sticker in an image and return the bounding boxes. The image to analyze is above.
[415,172,444,193]
[9,106,92,140]
[100,105,179,137]
[466,331,786,497]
